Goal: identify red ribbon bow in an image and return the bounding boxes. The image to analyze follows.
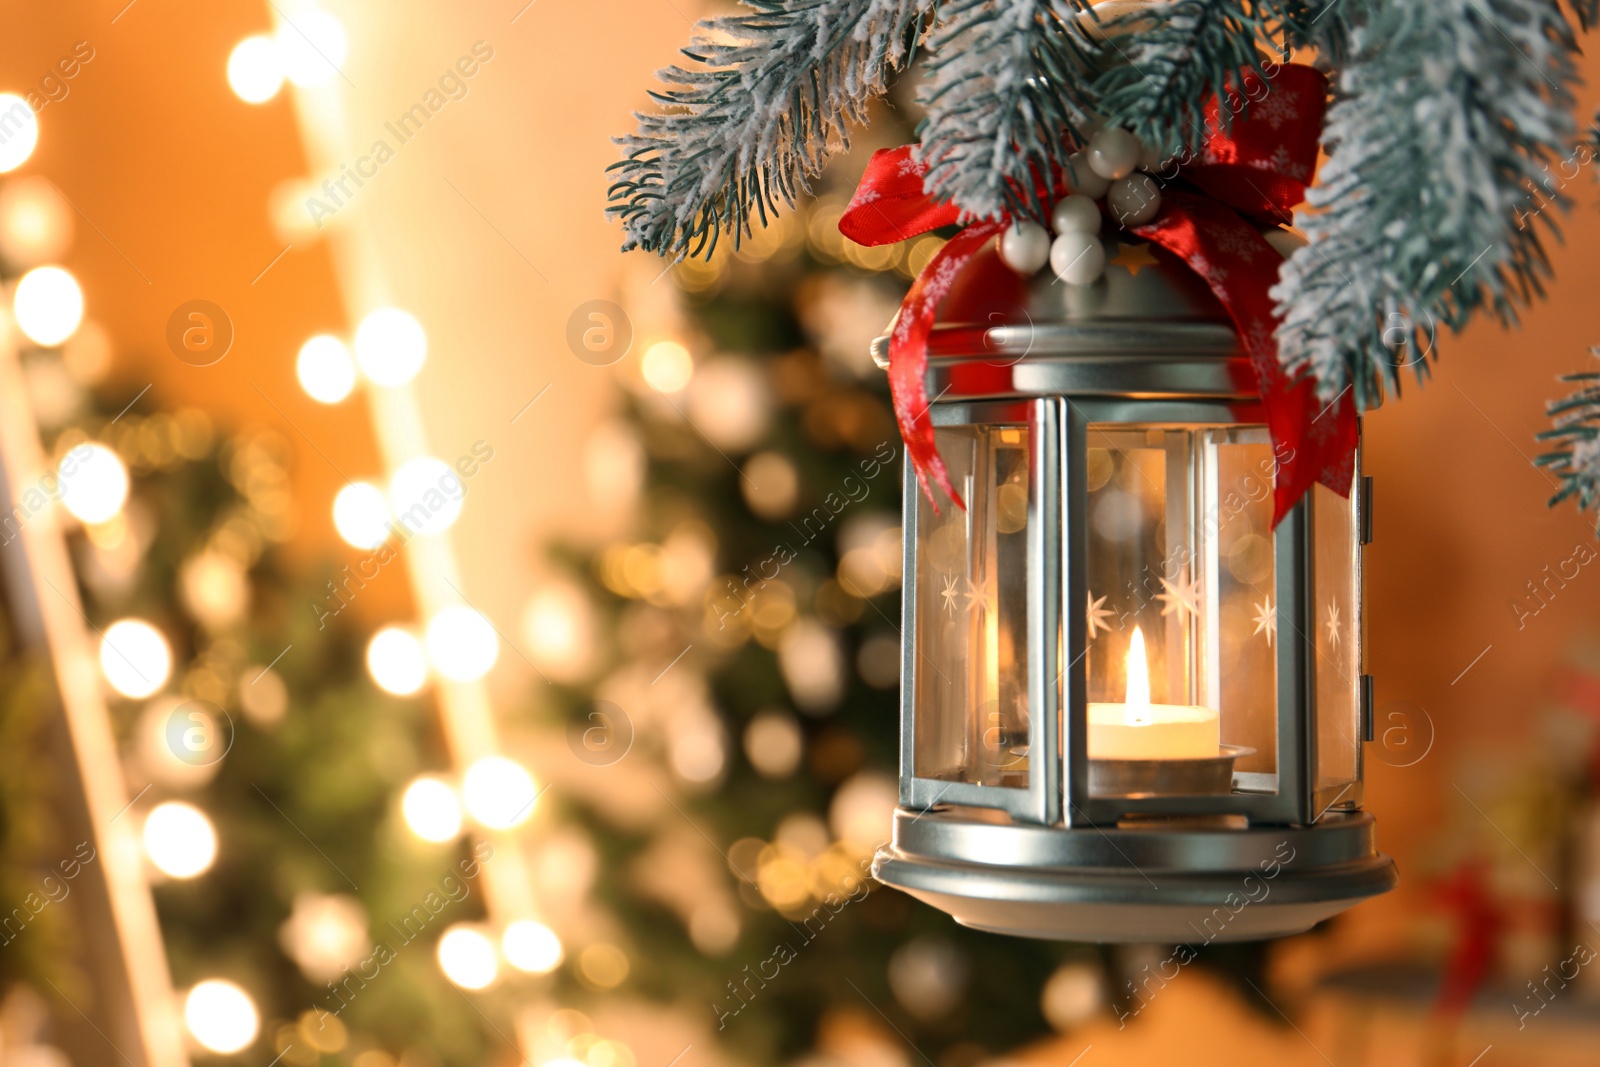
[839,63,1355,525]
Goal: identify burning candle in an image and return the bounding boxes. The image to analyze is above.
[1087,626,1219,759]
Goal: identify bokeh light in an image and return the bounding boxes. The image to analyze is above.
[227,35,284,103]
[577,943,630,990]
[366,627,428,696]
[388,456,462,536]
[296,334,357,403]
[184,979,259,1054]
[332,482,391,550]
[436,924,497,990]
[502,920,563,974]
[425,606,498,681]
[401,776,461,842]
[143,801,218,878]
[275,10,347,88]
[743,710,802,778]
[59,442,129,524]
[0,94,39,173]
[99,618,172,699]
[521,581,596,682]
[353,307,426,386]
[14,265,84,346]
[461,756,538,829]
[640,340,693,393]
[0,177,72,266]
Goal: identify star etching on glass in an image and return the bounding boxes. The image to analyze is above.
[1087,591,1114,639]
[1155,575,1202,620]
[1252,596,1276,647]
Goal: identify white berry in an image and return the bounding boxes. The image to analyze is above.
[1066,150,1111,199]
[1051,195,1100,235]
[1050,232,1106,286]
[1107,174,1162,227]
[998,220,1051,274]
[1087,128,1141,180]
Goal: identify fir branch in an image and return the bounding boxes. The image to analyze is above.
[607,0,934,259]
[1537,348,1600,520]
[1273,0,1582,409]
[913,0,1099,224]
[1092,0,1310,154]
[1566,0,1599,30]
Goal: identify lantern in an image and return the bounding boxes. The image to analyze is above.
[870,242,1397,942]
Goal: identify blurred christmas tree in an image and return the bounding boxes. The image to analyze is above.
[533,168,1095,1064]
[17,332,502,1066]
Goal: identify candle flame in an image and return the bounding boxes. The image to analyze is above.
[1125,626,1151,726]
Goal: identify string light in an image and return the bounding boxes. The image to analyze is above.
[14,265,84,347]
[227,35,284,103]
[332,482,391,550]
[59,442,129,524]
[502,920,563,974]
[353,308,426,387]
[0,94,39,172]
[461,756,538,829]
[367,627,429,696]
[425,606,498,681]
[640,340,693,393]
[436,924,497,990]
[143,801,218,878]
[401,776,461,842]
[99,619,172,699]
[296,335,357,403]
[184,979,260,1054]
[275,9,347,88]
[389,456,462,536]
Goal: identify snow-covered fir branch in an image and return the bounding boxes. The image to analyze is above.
[606,0,934,259]
[1093,0,1307,154]
[914,0,1097,224]
[1538,349,1600,523]
[1273,0,1581,409]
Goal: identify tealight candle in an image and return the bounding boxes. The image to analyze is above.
[1088,627,1219,759]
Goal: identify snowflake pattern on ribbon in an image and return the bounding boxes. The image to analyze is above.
[1215,225,1263,265]
[1255,88,1300,131]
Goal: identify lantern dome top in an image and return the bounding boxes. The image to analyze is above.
[870,240,1260,401]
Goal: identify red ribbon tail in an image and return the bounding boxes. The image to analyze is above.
[887,219,1007,513]
[1134,192,1356,526]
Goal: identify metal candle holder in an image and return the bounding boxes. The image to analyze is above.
[869,241,1397,942]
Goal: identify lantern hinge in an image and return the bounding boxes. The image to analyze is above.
[1360,475,1374,544]
[1360,674,1375,742]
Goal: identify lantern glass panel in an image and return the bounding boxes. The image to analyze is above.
[1083,424,1279,782]
[912,422,1032,789]
[1313,480,1362,807]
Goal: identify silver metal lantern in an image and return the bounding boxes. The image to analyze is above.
[870,241,1398,943]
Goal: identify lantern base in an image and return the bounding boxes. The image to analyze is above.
[872,807,1397,943]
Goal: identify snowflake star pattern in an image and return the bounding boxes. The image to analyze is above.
[1087,591,1114,639]
[940,574,961,617]
[1252,596,1276,647]
[1156,575,1202,620]
[963,577,985,614]
[1325,601,1342,651]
